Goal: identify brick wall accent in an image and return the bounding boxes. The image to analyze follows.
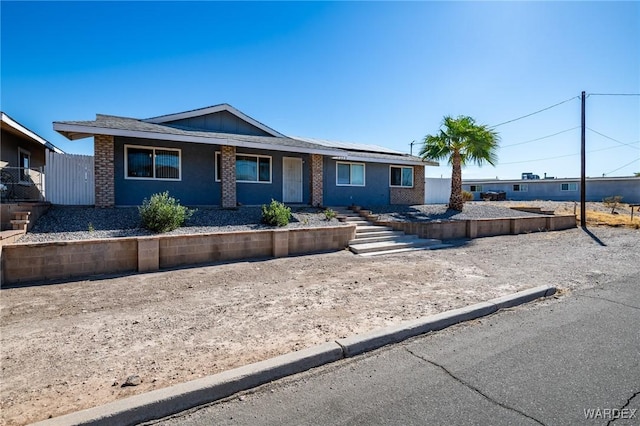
[390,165,425,205]
[310,154,323,207]
[221,145,236,208]
[94,134,115,207]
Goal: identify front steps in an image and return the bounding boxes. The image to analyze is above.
[10,211,30,232]
[333,207,449,256]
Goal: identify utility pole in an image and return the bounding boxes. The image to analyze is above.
[581,91,586,227]
[410,140,415,156]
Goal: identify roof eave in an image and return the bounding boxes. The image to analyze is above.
[52,122,438,166]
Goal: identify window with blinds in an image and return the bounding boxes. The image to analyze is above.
[125,145,180,180]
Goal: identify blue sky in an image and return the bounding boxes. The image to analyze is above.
[1,1,638,179]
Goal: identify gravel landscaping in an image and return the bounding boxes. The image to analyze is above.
[18,201,589,243]
[18,206,346,243]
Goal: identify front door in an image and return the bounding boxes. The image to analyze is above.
[282,157,303,203]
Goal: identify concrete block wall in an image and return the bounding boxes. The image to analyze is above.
[378,214,576,241]
[1,225,355,285]
[2,238,137,283]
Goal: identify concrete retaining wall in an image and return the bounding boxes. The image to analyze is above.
[1,225,356,285]
[378,214,576,240]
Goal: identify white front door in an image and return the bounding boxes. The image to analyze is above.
[282,157,303,203]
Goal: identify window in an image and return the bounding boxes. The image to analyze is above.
[215,152,271,183]
[125,145,180,180]
[18,148,30,182]
[390,166,413,188]
[336,162,365,186]
[513,184,528,192]
[561,183,578,191]
[469,185,483,192]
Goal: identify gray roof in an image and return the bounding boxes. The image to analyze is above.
[54,113,436,166]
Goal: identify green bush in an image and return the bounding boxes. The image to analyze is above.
[461,190,474,202]
[138,191,195,233]
[261,199,291,227]
[323,208,337,221]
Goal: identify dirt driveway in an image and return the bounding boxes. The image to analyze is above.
[1,226,639,425]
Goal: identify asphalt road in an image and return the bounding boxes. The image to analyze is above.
[152,271,639,426]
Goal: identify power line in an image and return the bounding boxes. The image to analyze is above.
[586,127,640,149]
[587,93,640,97]
[604,158,639,175]
[501,126,580,148]
[498,144,632,165]
[490,96,580,128]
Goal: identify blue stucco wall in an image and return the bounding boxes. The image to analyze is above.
[234,148,310,206]
[114,137,220,206]
[463,179,639,203]
[113,137,311,206]
[322,159,390,206]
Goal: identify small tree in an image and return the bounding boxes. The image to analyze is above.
[603,195,623,214]
[139,191,194,233]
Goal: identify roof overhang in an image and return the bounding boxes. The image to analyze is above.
[53,122,433,166]
[2,112,64,153]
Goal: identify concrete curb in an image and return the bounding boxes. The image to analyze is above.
[32,285,556,426]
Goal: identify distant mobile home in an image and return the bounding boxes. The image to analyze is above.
[463,176,639,203]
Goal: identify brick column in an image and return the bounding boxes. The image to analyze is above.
[94,134,115,207]
[221,145,236,208]
[309,154,323,207]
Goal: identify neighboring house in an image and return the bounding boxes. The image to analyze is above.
[463,176,639,203]
[1,112,63,203]
[54,104,437,208]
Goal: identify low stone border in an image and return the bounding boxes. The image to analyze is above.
[1,225,356,285]
[361,210,576,240]
[30,285,556,426]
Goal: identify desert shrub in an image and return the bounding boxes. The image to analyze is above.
[323,208,337,221]
[138,191,195,233]
[461,190,474,202]
[603,195,623,214]
[261,199,291,227]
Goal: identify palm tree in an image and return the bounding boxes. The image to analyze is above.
[420,115,500,211]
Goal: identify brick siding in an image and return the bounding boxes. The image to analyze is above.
[94,135,115,207]
[310,154,323,207]
[221,145,236,208]
[390,165,425,205]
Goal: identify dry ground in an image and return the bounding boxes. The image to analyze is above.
[1,221,639,425]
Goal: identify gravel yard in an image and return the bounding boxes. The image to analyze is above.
[18,206,346,243]
[17,201,594,243]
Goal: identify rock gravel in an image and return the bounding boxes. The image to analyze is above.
[18,206,347,243]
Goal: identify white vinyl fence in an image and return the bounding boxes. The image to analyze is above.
[45,152,95,205]
[424,178,451,204]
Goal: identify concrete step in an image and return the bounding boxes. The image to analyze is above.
[355,225,393,233]
[339,218,370,226]
[10,219,29,232]
[357,244,453,256]
[350,234,417,245]
[349,238,443,255]
[339,216,368,222]
[355,230,404,239]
